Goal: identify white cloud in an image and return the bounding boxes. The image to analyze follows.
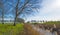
[37,0,60,21]
[26,0,60,21]
[40,0,60,14]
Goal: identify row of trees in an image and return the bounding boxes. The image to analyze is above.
[0,0,41,26]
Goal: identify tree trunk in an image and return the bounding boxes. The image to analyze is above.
[14,16,17,26]
[14,0,19,26]
[2,9,4,24]
[2,17,4,24]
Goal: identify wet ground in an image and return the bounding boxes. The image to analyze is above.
[32,25,57,35]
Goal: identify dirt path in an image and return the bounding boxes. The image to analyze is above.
[23,24,57,35]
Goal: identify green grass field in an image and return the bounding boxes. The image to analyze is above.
[0,23,24,35]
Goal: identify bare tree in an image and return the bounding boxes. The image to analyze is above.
[14,0,20,26]
[0,1,4,24]
[14,0,40,26]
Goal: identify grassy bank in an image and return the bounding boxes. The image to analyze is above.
[0,23,24,35]
[43,21,60,28]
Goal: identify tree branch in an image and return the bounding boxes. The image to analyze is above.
[17,0,30,16]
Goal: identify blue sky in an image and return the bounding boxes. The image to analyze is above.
[0,0,60,21]
[26,0,60,21]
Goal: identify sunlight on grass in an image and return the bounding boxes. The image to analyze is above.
[0,23,24,35]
